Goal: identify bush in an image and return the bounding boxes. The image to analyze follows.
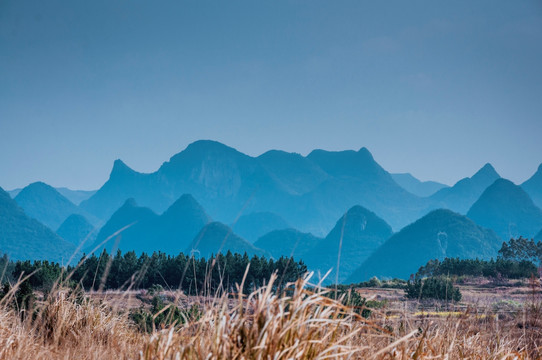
[405,276,461,302]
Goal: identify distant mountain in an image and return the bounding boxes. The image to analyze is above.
[391,173,448,197]
[298,148,429,233]
[14,182,97,230]
[467,179,542,241]
[254,228,322,259]
[56,188,96,205]
[304,205,393,283]
[232,211,290,243]
[187,222,268,258]
[430,163,501,214]
[347,209,502,282]
[0,186,76,262]
[80,141,291,225]
[93,195,211,255]
[93,198,158,252]
[8,187,96,205]
[257,150,329,195]
[522,164,542,209]
[57,214,97,247]
[80,141,433,237]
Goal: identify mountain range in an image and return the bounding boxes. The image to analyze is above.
[92,195,211,255]
[78,141,431,235]
[2,140,542,283]
[13,182,99,230]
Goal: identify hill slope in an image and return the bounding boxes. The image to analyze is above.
[232,212,290,243]
[0,186,76,262]
[347,209,502,282]
[304,205,393,283]
[522,164,542,209]
[391,173,448,197]
[467,179,542,241]
[430,163,501,214]
[14,182,93,230]
[93,195,211,255]
[56,214,97,247]
[254,228,322,259]
[188,222,268,258]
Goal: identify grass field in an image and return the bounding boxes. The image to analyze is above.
[0,273,541,359]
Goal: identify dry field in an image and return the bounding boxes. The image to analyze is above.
[0,274,541,359]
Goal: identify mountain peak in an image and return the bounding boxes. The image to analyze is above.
[472,163,499,180]
[358,147,374,159]
[184,140,238,155]
[122,198,138,208]
[110,159,136,179]
[467,177,542,240]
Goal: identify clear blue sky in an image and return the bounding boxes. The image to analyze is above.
[1,0,541,190]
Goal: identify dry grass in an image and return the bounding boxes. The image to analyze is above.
[0,273,541,359]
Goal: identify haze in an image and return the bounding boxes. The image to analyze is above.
[1,0,541,190]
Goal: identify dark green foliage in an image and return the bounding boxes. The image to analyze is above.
[416,257,538,279]
[10,250,307,295]
[498,237,542,265]
[405,276,461,302]
[467,179,542,241]
[325,286,386,318]
[130,295,201,332]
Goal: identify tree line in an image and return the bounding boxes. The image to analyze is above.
[4,250,308,295]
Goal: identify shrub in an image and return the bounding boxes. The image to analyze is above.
[405,276,461,302]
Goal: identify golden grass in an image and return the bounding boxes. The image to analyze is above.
[0,273,541,359]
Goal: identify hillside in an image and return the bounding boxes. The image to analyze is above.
[232,211,290,243]
[56,214,97,247]
[257,150,329,195]
[92,199,159,253]
[391,173,448,197]
[467,178,542,241]
[0,186,76,262]
[92,195,211,255]
[522,163,542,209]
[254,228,322,259]
[55,188,96,205]
[430,163,501,214]
[14,182,95,230]
[303,205,393,283]
[187,222,268,258]
[347,209,502,282]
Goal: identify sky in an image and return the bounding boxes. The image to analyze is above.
[1,0,541,190]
